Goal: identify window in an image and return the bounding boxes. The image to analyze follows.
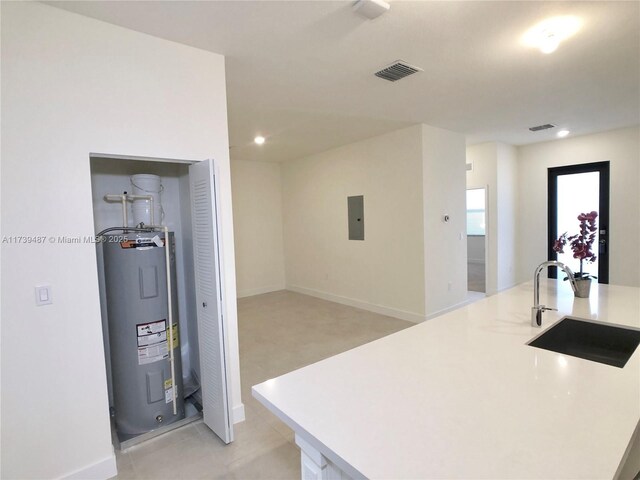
[467,188,486,236]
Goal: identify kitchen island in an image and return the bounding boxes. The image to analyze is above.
[252,279,640,479]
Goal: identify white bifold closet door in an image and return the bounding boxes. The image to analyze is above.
[189,159,233,444]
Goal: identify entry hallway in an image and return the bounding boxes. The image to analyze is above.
[113,291,411,479]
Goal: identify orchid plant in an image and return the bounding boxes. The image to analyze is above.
[552,211,598,280]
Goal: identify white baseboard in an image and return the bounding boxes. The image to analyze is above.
[286,284,426,323]
[61,454,117,480]
[496,282,518,294]
[232,403,246,424]
[237,285,285,298]
[425,297,476,321]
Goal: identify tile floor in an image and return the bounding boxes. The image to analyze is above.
[467,262,486,293]
[112,290,411,479]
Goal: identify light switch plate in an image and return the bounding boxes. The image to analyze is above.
[35,285,53,306]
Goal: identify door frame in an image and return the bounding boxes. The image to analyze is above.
[547,161,610,283]
[466,186,490,294]
[88,152,234,447]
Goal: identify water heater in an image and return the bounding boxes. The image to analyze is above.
[102,232,185,436]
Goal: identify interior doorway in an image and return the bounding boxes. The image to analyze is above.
[548,161,610,283]
[466,188,486,293]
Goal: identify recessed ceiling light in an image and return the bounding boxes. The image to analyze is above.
[557,129,570,138]
[521,16,582,54]
[254,135,265,145]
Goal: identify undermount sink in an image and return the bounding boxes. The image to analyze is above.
[528,317,640,368]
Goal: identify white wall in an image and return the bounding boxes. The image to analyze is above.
[231,160,286,297]
[279,124,467,322]
[496,143,518,291]
[0,3,241,479]
[421,125,468,316]
[282,125,426,322]
[517,126,640,287]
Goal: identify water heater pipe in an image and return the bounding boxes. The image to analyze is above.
[104,194,155,227]
[162,225,178,415]
[104,194,129,228]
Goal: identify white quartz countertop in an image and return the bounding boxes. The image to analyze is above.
[252,280,640,479]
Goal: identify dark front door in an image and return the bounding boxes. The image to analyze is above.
[548,161,610,283]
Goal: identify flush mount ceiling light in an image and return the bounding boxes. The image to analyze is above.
[521,16,582,54]
[254,135,265,145]
[353,0,390,20]
[557,129,570,138]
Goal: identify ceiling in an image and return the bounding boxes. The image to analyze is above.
[49,1,640,163]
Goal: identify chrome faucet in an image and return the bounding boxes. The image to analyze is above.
[531,260,578,327]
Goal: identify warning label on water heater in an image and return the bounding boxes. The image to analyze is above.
[136,319,169,365]
[164,378,174,404]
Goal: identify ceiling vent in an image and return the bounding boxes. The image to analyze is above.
[374,61,423,82]
[529,123,556,132]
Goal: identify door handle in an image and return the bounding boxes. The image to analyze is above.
[599,239,607,254]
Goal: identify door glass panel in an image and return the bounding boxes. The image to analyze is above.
[556,172,599,278]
